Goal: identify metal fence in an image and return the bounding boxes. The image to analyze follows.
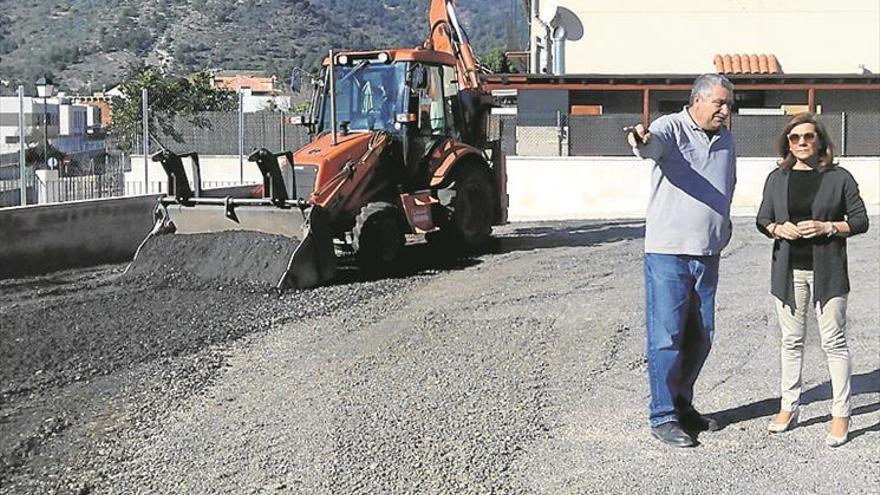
[492,110,880,157]
[138,111,311,157]
[39,173,123,203]
[0,174,36,206]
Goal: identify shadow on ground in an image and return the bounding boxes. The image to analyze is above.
[332,220,646,285]
[710,369,880,438]
[491,220,645,253]
[331,243,482,286]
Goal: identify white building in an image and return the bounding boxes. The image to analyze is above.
[238,88,293,113]
[0,97,57,157]
[0,95,104,165]
[528,0,880,75]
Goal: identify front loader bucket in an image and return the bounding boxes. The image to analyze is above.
[125,148,335,291]
[125,202,336,291]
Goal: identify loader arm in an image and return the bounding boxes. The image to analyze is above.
[309,131,392,226]
[427,0,481,90]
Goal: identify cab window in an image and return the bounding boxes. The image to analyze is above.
[442,65,460,138]
[417,65,446,136]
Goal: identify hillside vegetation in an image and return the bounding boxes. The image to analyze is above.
[0,0,524,93]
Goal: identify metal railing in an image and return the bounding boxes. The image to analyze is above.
[39,174,123,203]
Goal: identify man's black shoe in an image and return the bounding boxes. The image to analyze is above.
[650,422,695,447]
[680,410,721,432]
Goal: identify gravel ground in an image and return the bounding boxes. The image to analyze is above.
[0,217,877,494]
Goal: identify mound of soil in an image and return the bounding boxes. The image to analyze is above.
[125,231,303,291]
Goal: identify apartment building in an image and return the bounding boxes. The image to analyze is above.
[0,95,104,169]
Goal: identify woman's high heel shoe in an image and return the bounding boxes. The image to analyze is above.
[825,417,850,447]
[768,409,799,433]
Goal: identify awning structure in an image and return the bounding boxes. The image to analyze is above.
[714,54,781,74]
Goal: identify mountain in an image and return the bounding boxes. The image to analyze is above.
[0,0,526,93]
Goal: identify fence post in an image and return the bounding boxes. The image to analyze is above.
[499,118,504,154]
[238,90,244,184]
[840,111,846,157]
[142,88,149,193]
[280,111,286,151]
[556,111,562,157]
[18,86,26,206]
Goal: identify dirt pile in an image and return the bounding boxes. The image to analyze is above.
[125,231,303,291]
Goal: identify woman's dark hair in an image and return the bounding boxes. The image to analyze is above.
[776,112,836,172]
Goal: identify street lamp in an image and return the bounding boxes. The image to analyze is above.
[35,76,54,170]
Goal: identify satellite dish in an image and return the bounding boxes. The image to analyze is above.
[538,0,559,24]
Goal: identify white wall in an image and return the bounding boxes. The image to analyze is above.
[126,154,264,192]
[536,0,880,74]
[128,153,879,222]
[242,94,292,113]
[507,156,880,221]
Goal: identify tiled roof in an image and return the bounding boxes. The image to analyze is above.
[713,54,781,75]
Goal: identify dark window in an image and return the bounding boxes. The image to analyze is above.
[658,100,687,114]
[734,91,765,111]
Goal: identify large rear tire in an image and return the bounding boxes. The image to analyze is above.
[431,161,494,252]
[352,202,405,274]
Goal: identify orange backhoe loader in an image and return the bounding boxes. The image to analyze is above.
[127,0,507,290]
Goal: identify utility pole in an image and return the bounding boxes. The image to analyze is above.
[18,86,26,206]
[142,88,149,193]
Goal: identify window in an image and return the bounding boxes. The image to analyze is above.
[442,65,460,136]
[321,62,406,133]
[418,65,446,136]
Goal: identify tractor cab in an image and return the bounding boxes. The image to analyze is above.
[313,50,462,138]
[309,49,473,190]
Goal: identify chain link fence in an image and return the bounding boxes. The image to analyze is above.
[128,86,313,196]
[142,111,311,157]
[570,113,643,156]
[489,110,880,158]
[843,112,880,156]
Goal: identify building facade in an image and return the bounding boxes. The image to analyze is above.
[0,96,104,172]
[528,0,880,75]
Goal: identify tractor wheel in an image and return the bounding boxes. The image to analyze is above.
[431,160,494,251]
[353,202,405,274]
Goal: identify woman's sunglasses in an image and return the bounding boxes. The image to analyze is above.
[787,132,817,145]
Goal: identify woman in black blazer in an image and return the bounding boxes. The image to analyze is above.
[756,113,869,447]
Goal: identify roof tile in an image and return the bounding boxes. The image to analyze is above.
[714,53,782,74]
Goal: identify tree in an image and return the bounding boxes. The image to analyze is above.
[479,47,512,73]
[108,65,236,151]
[24,131,64,169]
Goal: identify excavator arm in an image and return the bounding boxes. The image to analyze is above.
[425,0,494,147]
[427,0,482,90]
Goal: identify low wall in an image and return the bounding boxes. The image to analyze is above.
[507,156,880,221]
[2,154,877,278]
[127,153,879,221]
[0,195,160,278]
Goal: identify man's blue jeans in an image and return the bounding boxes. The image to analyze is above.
[644,253,719,427]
